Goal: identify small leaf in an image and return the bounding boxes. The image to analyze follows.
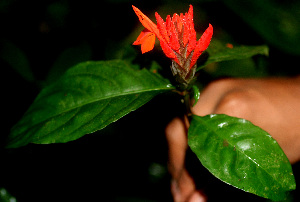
[7,60,174,148]
[188,114,296,201]
[191,85,200,107]
[197,41,269,70]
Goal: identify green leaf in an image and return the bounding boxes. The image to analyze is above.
[7,60,174,148]
[188,114,296,201]
[198,40,269,70]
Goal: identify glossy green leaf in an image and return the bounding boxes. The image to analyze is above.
[198,41,268,70]
[188,114,296,201]
[191,85,200,107]
[7,60,174,148]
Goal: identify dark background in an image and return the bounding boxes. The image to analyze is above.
[1,0,300,201]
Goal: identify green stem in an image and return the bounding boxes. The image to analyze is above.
[184,90,192,122]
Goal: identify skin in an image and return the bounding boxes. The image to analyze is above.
[165,76,300,202]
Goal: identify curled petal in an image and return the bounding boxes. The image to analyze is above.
[141,33,156,53]
[190,24,213,68]
[133,28,156,54]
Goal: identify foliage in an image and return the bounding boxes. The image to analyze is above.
[2,0,299,201]
[7,60,173,148]
[6,40,295,200]
[189,115,295,201]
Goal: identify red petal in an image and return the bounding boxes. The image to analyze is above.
[159,38,176,59]
[166,15,172,36]
[169,14,180,51]
[186,5,197,54]
[190,24,213,68]
[133,28,156,53]
[178,13,184,33]
[132,6,157,32]
[141,33,156,53]
[187,28,197,56]
[155,12,169,43]
[188,4,193,17]
[182,16,190,46]
[133,29,147,45]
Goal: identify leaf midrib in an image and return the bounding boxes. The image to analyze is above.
[31,91,147,143]
[52,86,172,118]
[16,86,173,135]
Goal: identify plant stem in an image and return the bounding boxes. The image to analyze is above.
[184,90,192,122]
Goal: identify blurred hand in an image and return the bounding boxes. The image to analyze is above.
[165,77,300,202]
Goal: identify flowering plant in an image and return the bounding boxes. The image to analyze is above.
[5,4,296,201]
[132,5,213,86]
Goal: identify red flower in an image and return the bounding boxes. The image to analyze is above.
[132,5,213,84]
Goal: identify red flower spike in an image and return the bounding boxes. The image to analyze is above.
[132,5,213,85]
